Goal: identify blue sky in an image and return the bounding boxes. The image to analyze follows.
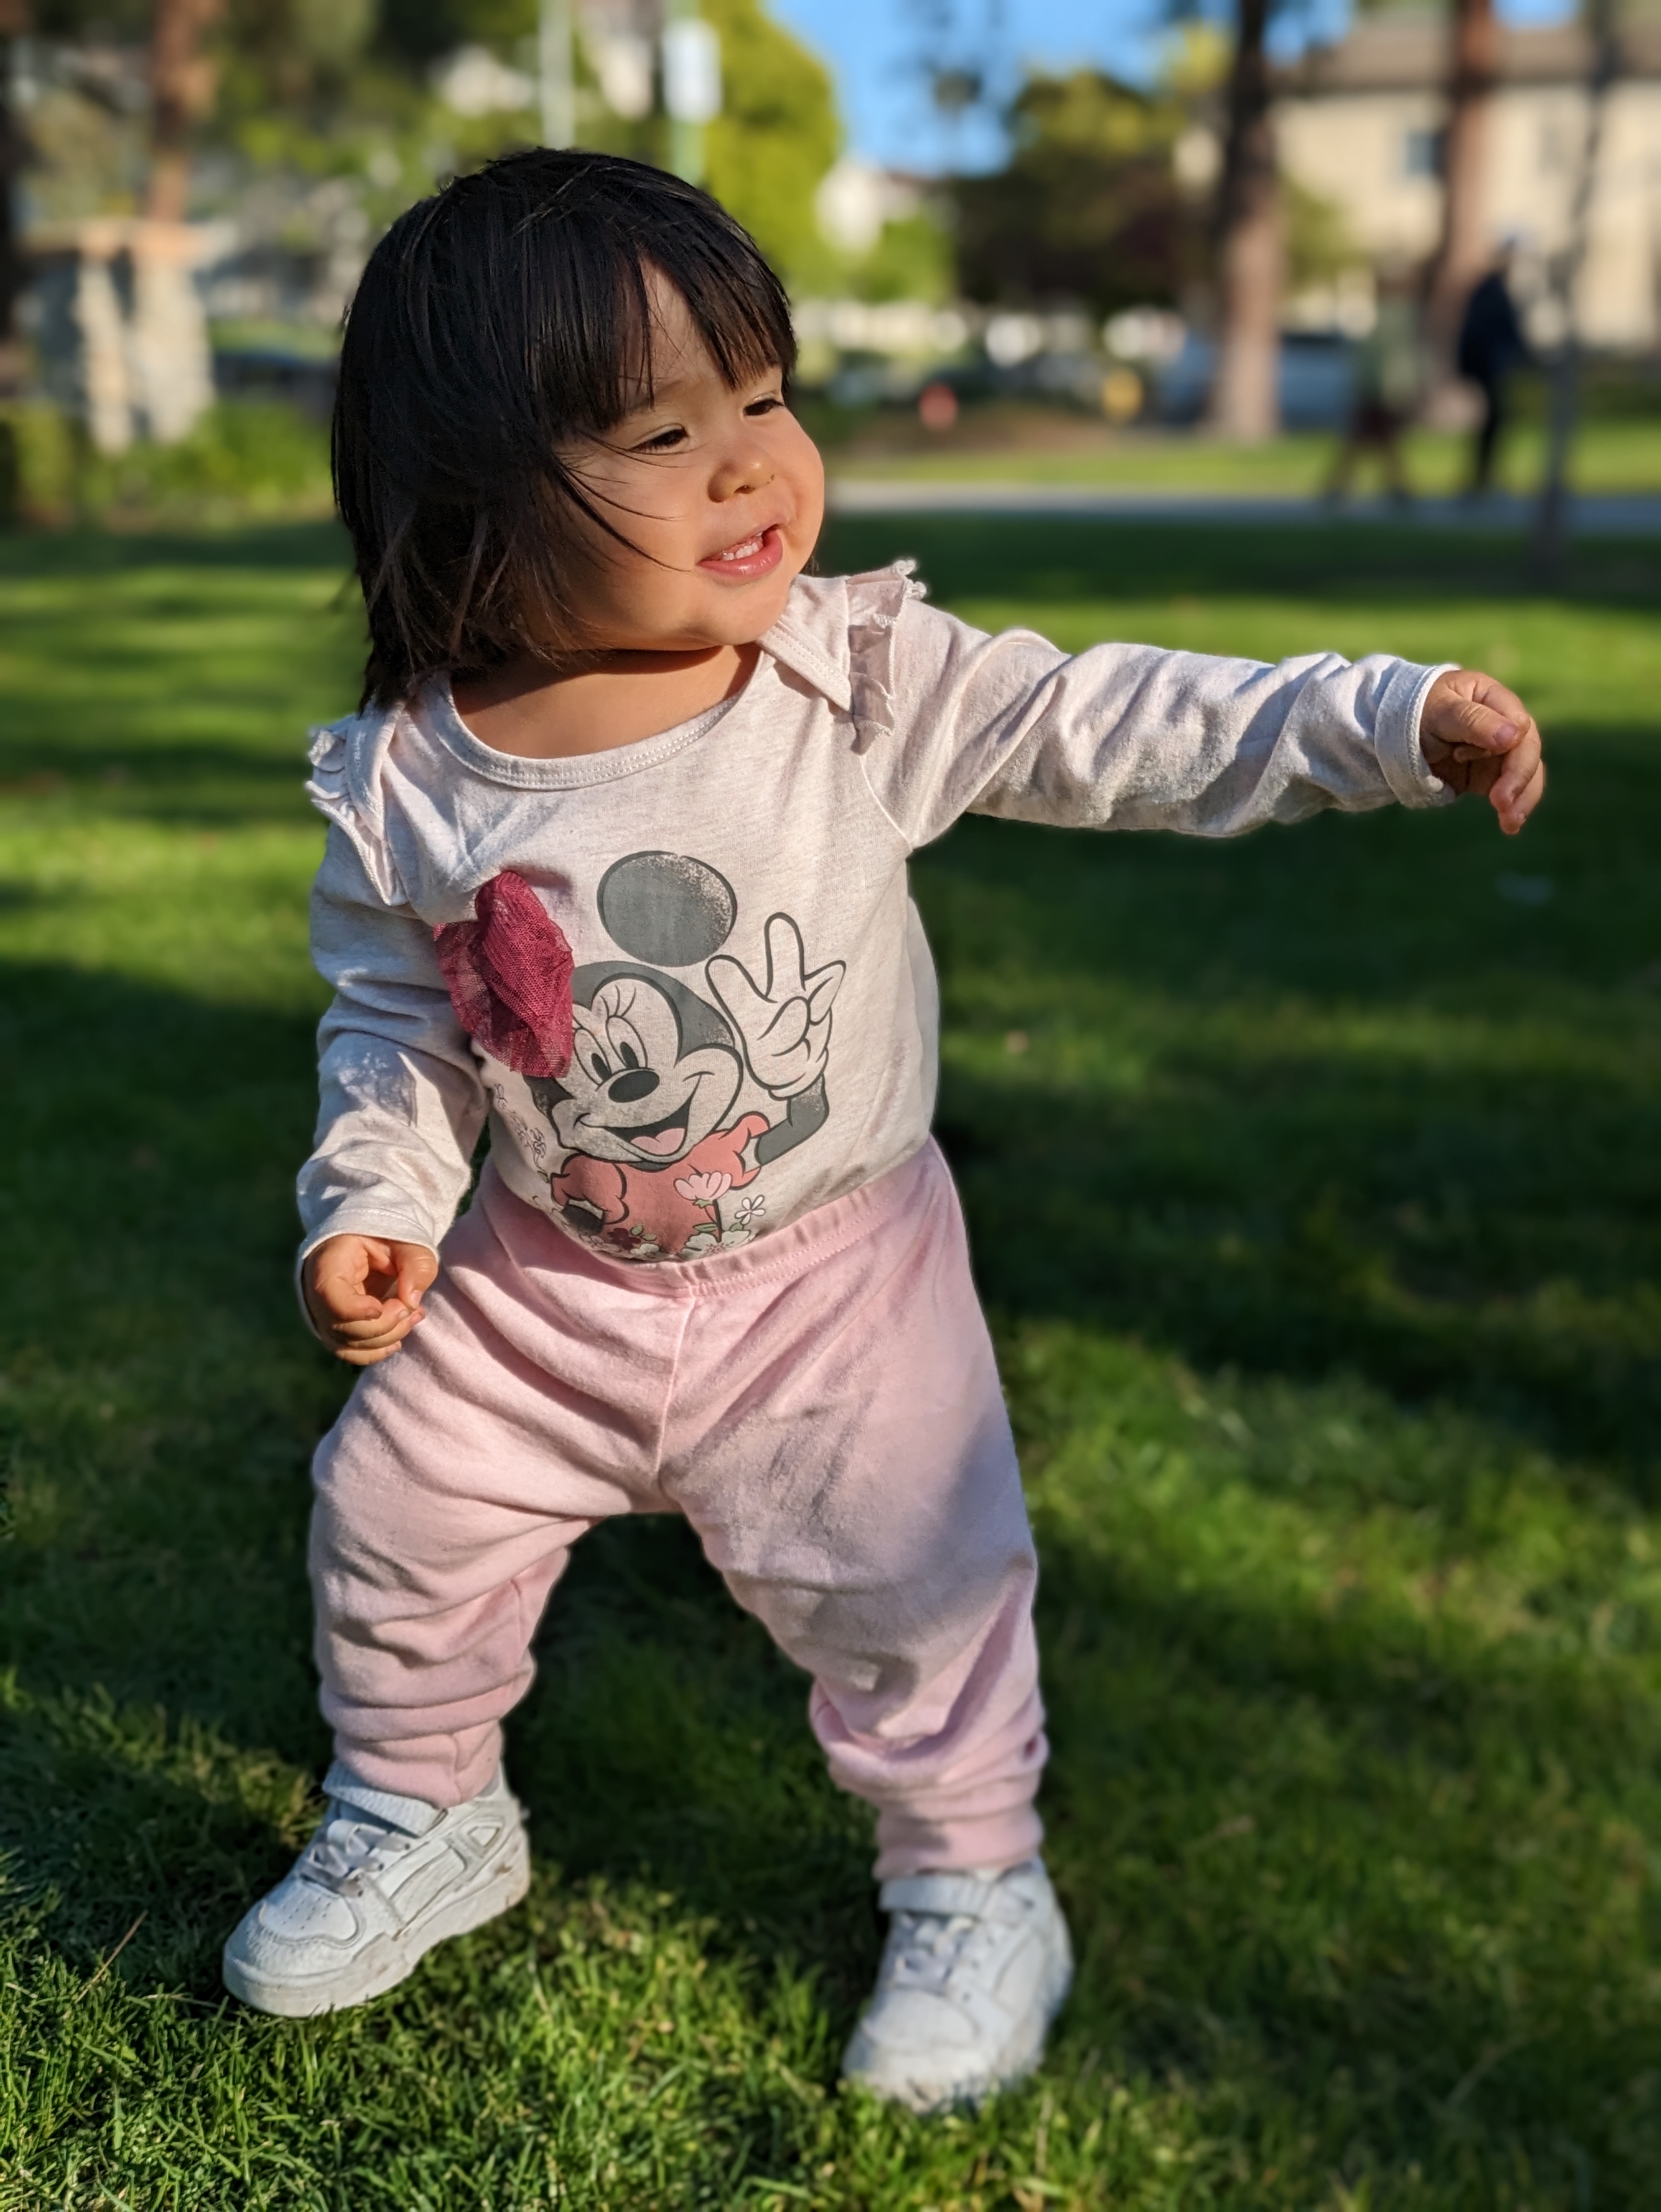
[766,0,1577,173]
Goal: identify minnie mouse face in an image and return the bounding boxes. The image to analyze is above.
[528,962,743,1170]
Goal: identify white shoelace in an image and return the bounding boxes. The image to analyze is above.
[300,1804,416,1895]
[885,1910,983,1995]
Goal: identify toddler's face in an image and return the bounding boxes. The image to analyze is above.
[553,268,824,654]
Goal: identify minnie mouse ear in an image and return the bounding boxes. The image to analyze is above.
[597,851,737,967]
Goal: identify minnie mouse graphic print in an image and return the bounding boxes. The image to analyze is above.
[424,848,843,1259]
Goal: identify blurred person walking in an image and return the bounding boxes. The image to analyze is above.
[1458,241,1529,495]
[1325,264,1422,505]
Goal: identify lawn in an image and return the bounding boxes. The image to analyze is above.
[824,419,1661,500]
[3,512,1661,2209]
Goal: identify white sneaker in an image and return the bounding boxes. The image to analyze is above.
[841,1858,1073,2112]
[222,1763,531,2017]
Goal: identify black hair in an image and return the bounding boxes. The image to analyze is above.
[333,150,798,707]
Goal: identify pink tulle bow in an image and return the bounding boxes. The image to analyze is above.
[434,870,575,1079]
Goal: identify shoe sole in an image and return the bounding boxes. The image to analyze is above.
[222,1827,532,2018]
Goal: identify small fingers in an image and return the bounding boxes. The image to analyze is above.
[392,1248,440,1316]
[1494,752,1546,835]
[329,1299,426,1348]
[1436,696,1522,755]
[1423,670,1532,755]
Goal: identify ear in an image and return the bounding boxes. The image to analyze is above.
[527,1076,571,1114]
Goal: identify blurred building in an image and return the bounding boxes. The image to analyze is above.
[1271,12,1661,350]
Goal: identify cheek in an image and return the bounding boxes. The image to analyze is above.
[779,421,826,521]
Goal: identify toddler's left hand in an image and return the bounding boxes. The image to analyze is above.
[1419,669,1545,836]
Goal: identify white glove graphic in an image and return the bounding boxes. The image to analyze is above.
[709,914,844,1099]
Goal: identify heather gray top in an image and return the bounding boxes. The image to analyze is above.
[299,563,1451,1271]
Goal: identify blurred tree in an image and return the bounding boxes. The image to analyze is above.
[149,0,223,216]
[951,69,1194,312]
[1424,0,1498,386]
[222,0,380,112]
[1206,0,1280,438]
[376,0,838,286]
[846,207,954,302]
[701,0,839,283]
[1284,173,1355,292]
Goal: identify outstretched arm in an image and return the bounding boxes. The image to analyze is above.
[856,598,1544,847]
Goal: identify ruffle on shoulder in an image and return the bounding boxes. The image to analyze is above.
[845,561,928,752]
[304,703,407,906]
[760,562,928,750]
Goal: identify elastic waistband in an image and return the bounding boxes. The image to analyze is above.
[477,1139,949,1302]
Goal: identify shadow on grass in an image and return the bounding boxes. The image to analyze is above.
[820,514,1661,614]
[0,520,350,580]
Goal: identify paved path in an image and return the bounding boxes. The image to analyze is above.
[826,480,1661,536]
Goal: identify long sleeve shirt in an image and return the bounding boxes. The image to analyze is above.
[298,563,1452,1271]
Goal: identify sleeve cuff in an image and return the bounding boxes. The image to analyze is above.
[1374,660,1460,809]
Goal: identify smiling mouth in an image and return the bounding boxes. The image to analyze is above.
[697,524,784,578]
[591,1100,690,1158]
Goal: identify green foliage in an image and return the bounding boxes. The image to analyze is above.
[222,0,382,110]
[572,0,842,291]
[952,69,1196,312]
[701,0,841,289]
[376,0,535,71]
[844,210,956,306]
[1285,175,1361,291]
[4,515,1661,2204]
[7,403,334,526]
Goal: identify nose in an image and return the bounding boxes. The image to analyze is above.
[608,1068,659,1103]
[709,445,775,503]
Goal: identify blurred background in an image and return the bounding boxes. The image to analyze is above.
[1,0,1658,528]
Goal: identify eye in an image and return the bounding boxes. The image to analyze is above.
[618,1041,641,1070]
[633,425,687,453]
[587,1050,612,1083]
[743,394,784,417]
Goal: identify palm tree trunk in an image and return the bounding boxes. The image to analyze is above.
[1207,0,1283,441]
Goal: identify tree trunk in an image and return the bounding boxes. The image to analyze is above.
[1533,0,1619,577]
[1425,0,1499,382]
[1207,0,1283,441]
[0,0,29,403]
[147,0,222,223]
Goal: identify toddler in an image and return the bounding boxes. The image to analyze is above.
[222,151,1544,2112]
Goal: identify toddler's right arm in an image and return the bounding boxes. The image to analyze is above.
[299,824,489,1360]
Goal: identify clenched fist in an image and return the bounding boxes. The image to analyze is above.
[304,1234,438,1366]
[1419,669,1545,836]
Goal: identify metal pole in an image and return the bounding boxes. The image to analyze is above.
[662,0,719,185]
[539,0,575,149]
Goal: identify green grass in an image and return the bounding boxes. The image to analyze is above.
[827,419,1661,498]
[4,513,1661,2207]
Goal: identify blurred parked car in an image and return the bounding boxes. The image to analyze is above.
[1154,332,1356,429]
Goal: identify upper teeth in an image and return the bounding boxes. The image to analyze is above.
[718,534,762,559]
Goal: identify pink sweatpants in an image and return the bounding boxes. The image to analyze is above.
[309,1140,1047,1878]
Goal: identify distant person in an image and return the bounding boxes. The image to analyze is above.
[1326,263,1423,504]
[217,149,1546,2113]
[1459,242,1530,495]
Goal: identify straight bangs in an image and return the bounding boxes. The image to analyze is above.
[333,151,797,708]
